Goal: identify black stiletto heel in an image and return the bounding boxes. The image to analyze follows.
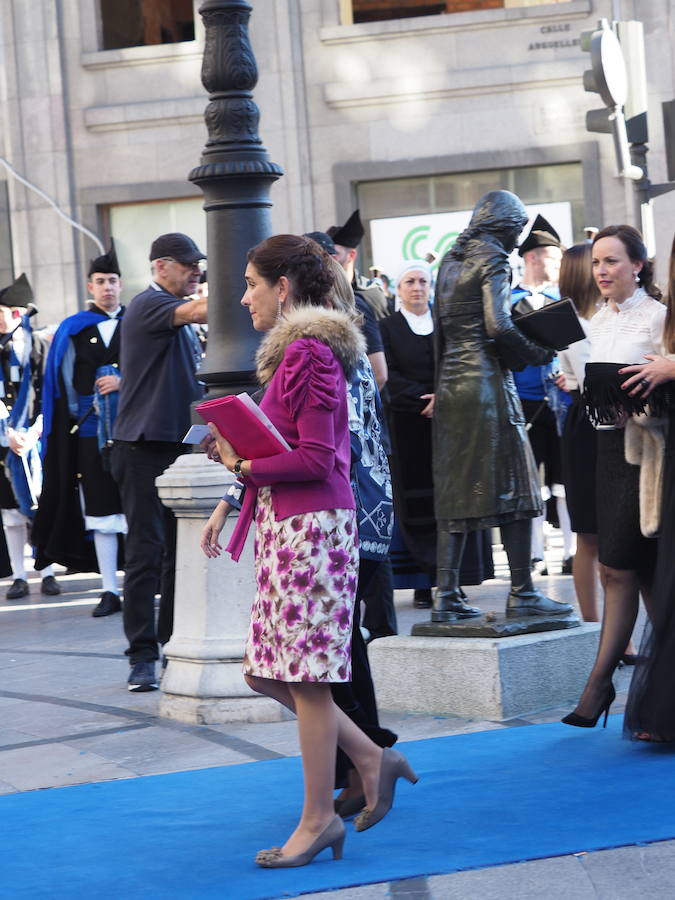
[561,683,616,729]
[619,653,638,667]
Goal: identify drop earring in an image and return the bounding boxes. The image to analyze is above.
[276,297,282,319]
[635,272,640,283]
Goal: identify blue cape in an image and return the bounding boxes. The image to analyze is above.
[41,310,107,459]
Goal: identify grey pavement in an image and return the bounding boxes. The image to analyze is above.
[1,533,673,899]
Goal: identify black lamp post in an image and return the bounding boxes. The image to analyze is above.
[189,0,283,398]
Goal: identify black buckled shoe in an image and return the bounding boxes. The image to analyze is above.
[506,589,573,617]
[92,591,122,617]
[41,575,61,596]
[6,578,29,600]
[432,588,482,620]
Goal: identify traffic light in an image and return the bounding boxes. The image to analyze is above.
[581,18,642,180]
[616,20,648,145]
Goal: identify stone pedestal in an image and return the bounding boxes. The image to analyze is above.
[156,454,281,724]
[367,623,601,721]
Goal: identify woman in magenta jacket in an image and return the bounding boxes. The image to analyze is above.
[201,235,416,868]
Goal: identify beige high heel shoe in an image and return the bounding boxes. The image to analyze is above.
[353,748,419,832]
[255,815,345,868]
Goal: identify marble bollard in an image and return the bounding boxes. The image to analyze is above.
[156,453,282,724]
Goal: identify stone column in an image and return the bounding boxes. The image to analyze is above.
[157,454,281,724]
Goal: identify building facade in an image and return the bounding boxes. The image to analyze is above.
[0,0,673,324]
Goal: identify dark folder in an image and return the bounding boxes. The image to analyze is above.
[512,297,585,351]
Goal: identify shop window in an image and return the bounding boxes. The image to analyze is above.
[348,0,502,24]
[100,0,195,51]
[345,0,572,23]
[357,163,584,280]
[106,197,205,301]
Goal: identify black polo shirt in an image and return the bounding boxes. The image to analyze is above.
[113,283,203,443]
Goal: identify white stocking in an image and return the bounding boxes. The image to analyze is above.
[3,521,27,579]
[555,494,576,559]
[94,530,119,595]
[531,514,545,561]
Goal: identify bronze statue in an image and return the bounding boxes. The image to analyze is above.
[431,190,573,621]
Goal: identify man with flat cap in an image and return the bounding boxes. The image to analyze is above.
[512,214,574,575]
[33,244,126,615]
[111,232,207,692]
[0,274,60,600]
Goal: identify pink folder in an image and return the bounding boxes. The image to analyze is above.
[195,394,289,460]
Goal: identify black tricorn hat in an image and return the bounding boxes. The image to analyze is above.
[518,214,562,257]
[0,273,33,308]
[88,240,121,277]
[327,210,364,249]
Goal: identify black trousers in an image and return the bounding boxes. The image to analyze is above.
[361,557,398,639]
[111,440,183,665]
[332,557,397,788]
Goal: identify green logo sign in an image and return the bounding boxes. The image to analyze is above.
[401,226,460,269]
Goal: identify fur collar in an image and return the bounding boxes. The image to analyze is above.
[256,306,366,386]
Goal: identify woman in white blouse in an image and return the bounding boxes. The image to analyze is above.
[562,225,665,728]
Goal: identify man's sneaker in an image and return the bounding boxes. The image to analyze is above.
[127,661,158,692]
[41,575,61,596]
[92,591,122,617]
[6,578,29,600]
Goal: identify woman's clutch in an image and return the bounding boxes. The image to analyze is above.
[195,393,290,459]
[512,298,585,351]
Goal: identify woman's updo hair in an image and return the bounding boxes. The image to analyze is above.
[247,234,335,308]
[592,224,662,300]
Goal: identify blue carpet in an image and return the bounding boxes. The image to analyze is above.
[4,716,675,899]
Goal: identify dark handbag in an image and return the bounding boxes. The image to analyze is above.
[583,361,674,426]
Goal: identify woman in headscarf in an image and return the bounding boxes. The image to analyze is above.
[432,190,573,620]
[380,261,493,613]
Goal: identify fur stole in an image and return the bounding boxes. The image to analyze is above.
[255,306,366,387]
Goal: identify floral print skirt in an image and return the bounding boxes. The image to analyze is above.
[243,487,359,683]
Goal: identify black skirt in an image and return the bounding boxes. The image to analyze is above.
[560,395,597,534]
[596,428,657,573]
